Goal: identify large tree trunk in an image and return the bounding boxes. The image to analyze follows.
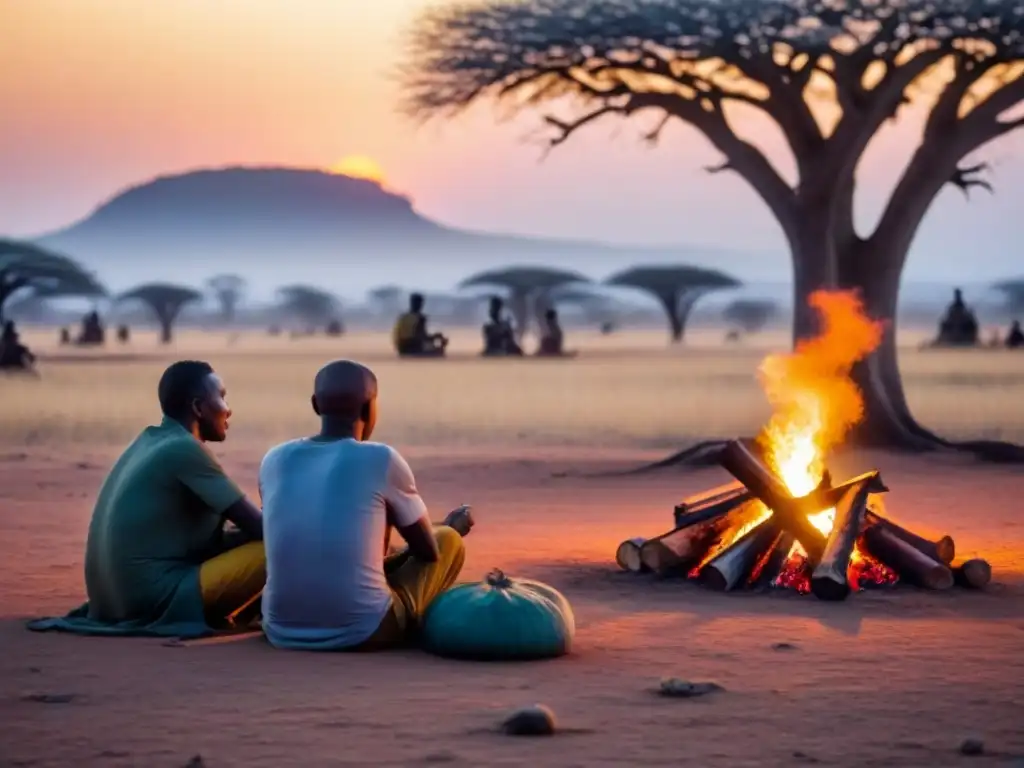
[508,290,530,342]
[655,291,683,343]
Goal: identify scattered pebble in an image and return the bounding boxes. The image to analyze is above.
[657,678,725,698]
[772,642,798,651]
[959,738,985,756]
[501,704,557,736]
[183,756,206,768]
[21,693,76,704]
[792,750,820,763]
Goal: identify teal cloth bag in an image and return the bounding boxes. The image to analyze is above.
[422,569,575,660]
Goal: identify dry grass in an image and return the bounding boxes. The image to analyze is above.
[2,326,1023,451]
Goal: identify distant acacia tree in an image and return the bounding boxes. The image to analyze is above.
[277,285,342,329]
[459,266,589,339]
[118,283,203,344]
[367,285,407,317]
[723,299,780,335]
[606,265,740,343]
[206,274,246,325]
[401,0,1024,458]
[993,279,1024,315]
[0,239,105,323]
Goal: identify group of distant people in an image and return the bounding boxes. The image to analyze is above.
[391,293,573,359]
[931,288,1022,349]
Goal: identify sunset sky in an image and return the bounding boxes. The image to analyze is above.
[2,0,1021,281]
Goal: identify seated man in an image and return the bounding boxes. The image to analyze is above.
[481,297,523,356]
[1007,320,1024,349]
[536,307,575,357]
[393,293,448,357]
[0,320,37,373]
[27,361,265,638]
[936,288,979,347]
[260,359,467,651]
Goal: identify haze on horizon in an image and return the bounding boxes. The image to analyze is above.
[2,0,1022,289]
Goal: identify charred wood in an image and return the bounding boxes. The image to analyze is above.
[749,532,794,590]
[863,507,954,564]
[862,525,954,590]
[952,558,991,590]
[718,440,827,564]
[615,537,647,573]
[639,499,755,577]
[700,516,780,592]
[810,479,873,601]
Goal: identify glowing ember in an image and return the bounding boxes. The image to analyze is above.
[752,290,889,590]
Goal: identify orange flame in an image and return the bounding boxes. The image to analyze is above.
[757,290,884,539]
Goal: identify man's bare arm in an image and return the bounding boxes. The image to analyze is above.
[223,497,264,541]
[387,505,439,563]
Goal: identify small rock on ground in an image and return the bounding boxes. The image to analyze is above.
[959,738,985,756]
[657,678,725,698]
[501,705,557,736]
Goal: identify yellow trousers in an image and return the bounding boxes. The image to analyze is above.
[198,541,266,627]
[358,526,465,650]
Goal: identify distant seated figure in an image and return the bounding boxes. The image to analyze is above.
[481,297,523,357]
[536,308,575,357]
[75,310,105,346]
[27,361,266,639]
[1006,320,1024,349]
[934,288,979,347]
[325,319,344,337]
[392,293,448,357]
[59,327,71,345]
[0,321,36,373]
[116,324,130,344]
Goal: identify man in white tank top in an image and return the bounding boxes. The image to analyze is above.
[259,359,468,650]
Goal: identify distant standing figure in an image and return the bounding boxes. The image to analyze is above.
[117,324,131,344]
[536,308,575,357]
[482,297,523,356]
[0,321,37,373]
[392,293,448,357]
[935,287,979,347]
[1006,320,1024,349]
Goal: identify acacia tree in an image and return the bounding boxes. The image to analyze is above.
[606,265,740,342]
[402,0,1024,459]
[459,266,590,339]
[993,278,1024,315]
[118,283,203,344]
[277,285,342,329]
[723,298,780,334]
[0,239,105,323]
[206,274,246,325]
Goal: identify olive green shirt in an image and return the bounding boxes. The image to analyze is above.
[70,417,244,634]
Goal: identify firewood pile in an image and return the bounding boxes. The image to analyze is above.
[615,440,992,600]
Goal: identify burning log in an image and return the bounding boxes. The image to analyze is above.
[952,558,991,590]
[810,479,873,601]
[615,538,647,573]
[718,440,827,564]
[640,499,756,577]
[700,516,780,592]
[863,508,955,565]
[861,524,954,591]
[805,469,889,511]
[674,481,753,527]
[749,531,794,590]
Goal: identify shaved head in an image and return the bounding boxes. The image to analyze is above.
[312,360,378,420]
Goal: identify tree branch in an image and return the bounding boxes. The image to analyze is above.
[948,162,994,198]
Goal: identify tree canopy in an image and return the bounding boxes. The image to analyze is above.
[606,264,740,342]
[723,298,780,334]
[206,274,246,325]
[992,278,1024,314]
[277,285,342,327]
[118,283,203,344]
[460,266,590,337]
[0,239,106,322]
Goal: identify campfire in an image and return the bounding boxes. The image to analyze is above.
[616,290,992,600]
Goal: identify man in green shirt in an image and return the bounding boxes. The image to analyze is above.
[28,360,266,638]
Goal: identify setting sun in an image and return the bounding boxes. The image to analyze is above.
[329,154,386,184]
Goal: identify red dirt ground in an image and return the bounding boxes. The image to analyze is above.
[2,446,1022,767]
